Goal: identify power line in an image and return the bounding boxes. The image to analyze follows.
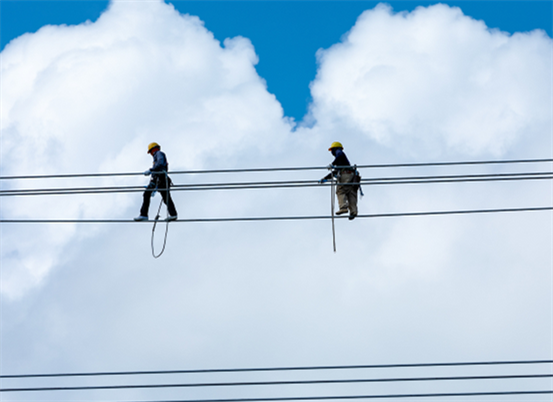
[1,359,551,379]
[2,373,552,393]
[3,361,550,401]
[1,158,552,181]
[92,390,553,402]
[0,207,552,224]
[4,391,552,401]
[1,172,552,197]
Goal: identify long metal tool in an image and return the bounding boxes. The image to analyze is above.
[331,178,336,253]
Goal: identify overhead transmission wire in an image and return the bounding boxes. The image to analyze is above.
[1,207,552,224]
[1,373,552,393]
[1,171,552,197]
[3,390,553,400]
[40,390,553,401]
[4,392,553,401]
[1,158,550,225]
[0,157,552,181]
[2,359,551,379]
[1,360,551,400]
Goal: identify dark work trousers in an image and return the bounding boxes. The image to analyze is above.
[336,171,358,215]
[140,174,177,217]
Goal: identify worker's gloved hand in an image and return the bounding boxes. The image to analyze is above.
[319,178,328,184]
[143,170,151,176]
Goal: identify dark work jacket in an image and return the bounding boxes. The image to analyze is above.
[148,150,171,189]
[150,150,169,173]
[331,149,351,168]
[323,149,353,180]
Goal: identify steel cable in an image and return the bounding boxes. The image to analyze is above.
[1,158,552,181]
[1,172,552,197]
[91,390,553,402]
[1,206,552,224]
[2,359,550,379]
[1,373,552,393]
[2,361,552,401]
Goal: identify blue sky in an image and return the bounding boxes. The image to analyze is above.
[2,0,552,122]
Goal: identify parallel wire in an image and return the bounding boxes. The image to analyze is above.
[1,158,552,181]
[2,160,552,400]
[1,172,552,197]
[1,207,552,224]
[103,390,553,402]
[2,360,551,379]
[2,373,552,393]
[7,391,552,401]
[3,361,551,400]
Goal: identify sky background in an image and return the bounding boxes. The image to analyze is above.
[2,0,552,122]
[1,1,552,401]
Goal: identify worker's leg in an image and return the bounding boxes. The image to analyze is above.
[336,185,349,213]
[158,176,177,217]
[339,173,354,209]
[139,182,156,217]
[347,187,358,216]
[336,172,354,213]
[161,190,177,216]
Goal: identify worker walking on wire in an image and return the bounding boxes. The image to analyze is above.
[320,142,359,220]
[134,142,178,221]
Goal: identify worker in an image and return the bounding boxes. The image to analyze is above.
[319,142,358,220]
[134,142,178,221]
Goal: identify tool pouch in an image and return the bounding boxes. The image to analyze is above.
[352,169,361,189]
[352,167,364,197]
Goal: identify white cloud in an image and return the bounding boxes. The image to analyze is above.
[1,0,291,299]
[307,3,552,158]
[1,1,551,393]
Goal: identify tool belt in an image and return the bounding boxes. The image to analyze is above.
[336,167,356,180]
[150,172,173,189]
[339,167,361,191]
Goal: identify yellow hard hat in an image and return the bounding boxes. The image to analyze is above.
[147,142,160,153]
[328,141,343,151]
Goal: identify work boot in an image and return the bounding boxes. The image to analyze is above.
[134,215,148,221]
[166,215,178,221]
[348,212,357,220]
[336,208,349,215]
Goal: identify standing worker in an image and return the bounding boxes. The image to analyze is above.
[320,142,359,220]
[134,142,178,221]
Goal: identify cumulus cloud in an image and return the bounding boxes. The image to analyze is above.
[1,0,291,298]
[1,0,551,390]
[307,3,552,157]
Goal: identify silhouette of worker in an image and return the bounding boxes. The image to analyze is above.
[320,141,359,220]
[134,142,178,221]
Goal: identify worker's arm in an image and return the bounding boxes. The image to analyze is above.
[319,172,334,183]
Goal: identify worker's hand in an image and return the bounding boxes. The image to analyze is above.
[319,178,328,184]
[143,170,151,176]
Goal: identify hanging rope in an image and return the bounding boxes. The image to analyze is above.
[150,172,172,259]
[151,195,170,259]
